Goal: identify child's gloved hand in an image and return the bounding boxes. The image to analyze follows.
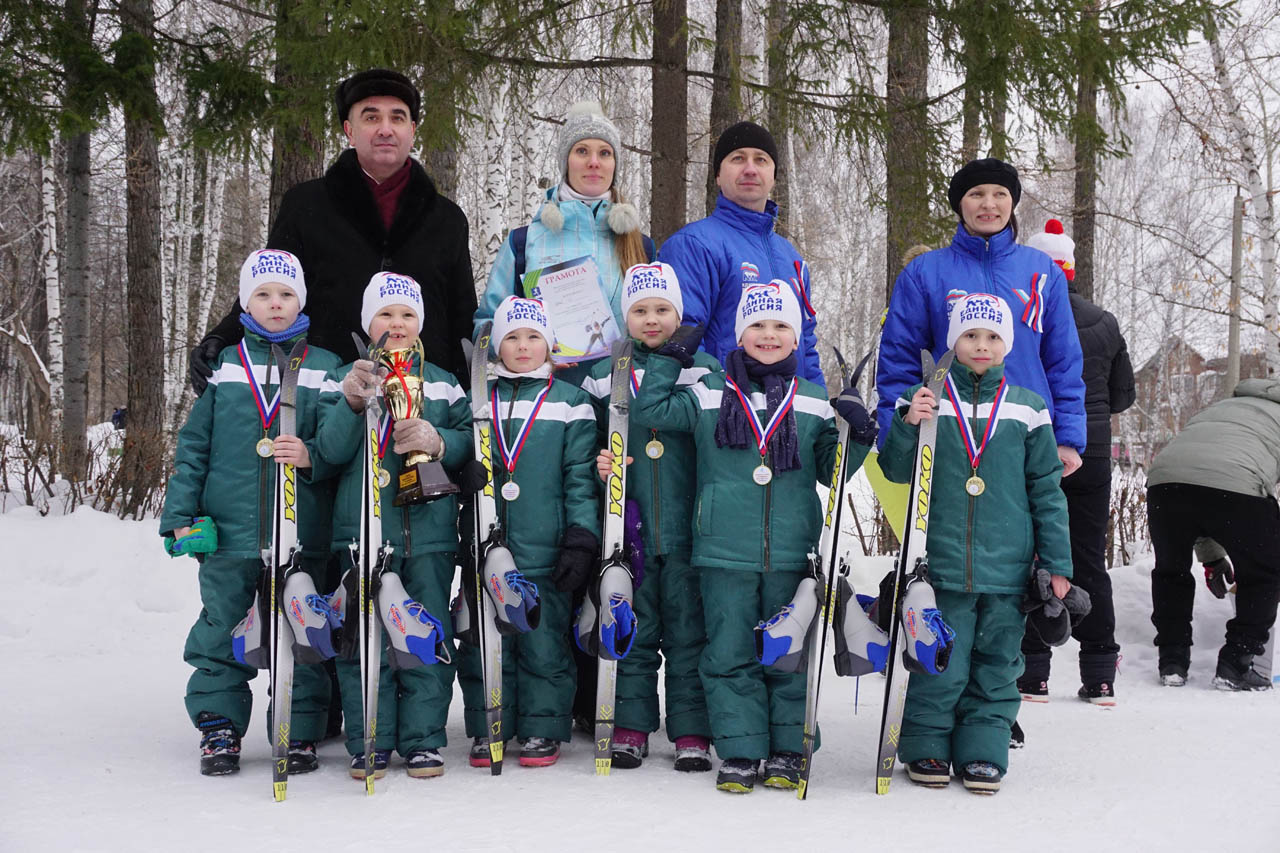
[832,384,877,446]
[342,360,381,411]
[1021,567,1090,646]
[1203,556,1234,599]
[165,516,218,557]
[392,417,443,457]
[552,525,600,593]
[657,323,705,368]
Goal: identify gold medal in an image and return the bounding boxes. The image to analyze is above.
[752,464,773,486]
[645,439,664,460]
[965,475,985,497]
[501,480,521,501]
[377,468,391,489]
[256,437,274,458]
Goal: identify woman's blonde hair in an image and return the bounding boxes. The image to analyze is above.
[611,185,649,272]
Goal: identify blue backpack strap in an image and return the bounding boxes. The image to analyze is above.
[511,225,529,297]
[642,234,656,263]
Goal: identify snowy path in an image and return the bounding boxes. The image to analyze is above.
[1,506,1276,852]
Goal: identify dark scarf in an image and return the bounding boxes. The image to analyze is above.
[363,159,412,232]
[239,312,310,343]
[714,348,800,472]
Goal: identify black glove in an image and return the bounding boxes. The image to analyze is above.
[189,335,225,396]
[657,323,705,368]
[832,384,877,446]
[1203,557,1235,599]
[552,525,600,593]
[457,459,489,496]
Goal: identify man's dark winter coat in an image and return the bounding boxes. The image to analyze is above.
[209,149,476,383]
[1070,288,1134,458]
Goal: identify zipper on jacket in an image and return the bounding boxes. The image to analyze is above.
[258,456,271,551]
[983,238,995,292]
[965,373,981,592]
[650,428,663,556]
[762,448,773,571]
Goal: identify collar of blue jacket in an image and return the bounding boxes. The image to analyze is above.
[711,192,780,236]
[950,221,1018,260]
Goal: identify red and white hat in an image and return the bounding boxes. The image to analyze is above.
[1026,219,1075,281]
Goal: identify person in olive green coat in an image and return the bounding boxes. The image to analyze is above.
[879,293,1072,794]
[585,263,718,771]
[160,250,342,776]
[633,280,876,794]
[458,296,600,768]
[311,273,472,780]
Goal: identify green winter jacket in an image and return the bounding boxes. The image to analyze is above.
[487,373,600,572]
[582,345,720,556]
[879,360,1072,594]
[632,352,867,573]
[160,331,342,559]
[312,355,472,558]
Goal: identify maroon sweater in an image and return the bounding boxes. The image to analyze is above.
[363,159,412,232]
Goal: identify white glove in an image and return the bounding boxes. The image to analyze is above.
[392,417,443,457]
[342,360,380,411]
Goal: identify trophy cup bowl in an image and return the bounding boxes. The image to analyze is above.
[382,371,460,506]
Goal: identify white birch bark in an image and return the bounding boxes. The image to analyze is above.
[39,150,64,447]
[481,70,511,273]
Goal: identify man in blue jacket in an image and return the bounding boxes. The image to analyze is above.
[659,121,823,387]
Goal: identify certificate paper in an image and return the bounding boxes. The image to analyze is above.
[522,255,620,364]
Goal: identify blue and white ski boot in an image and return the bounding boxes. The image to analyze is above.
[231,585,270,669]
[482,545,541,634]
[282,570,341,664]
[899,571,955,675]
[573,562,637,661]
[754,576,819,673]
[377,571,451,669]
[832,577,890,676]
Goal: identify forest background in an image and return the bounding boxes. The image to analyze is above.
[0,0,1276,547]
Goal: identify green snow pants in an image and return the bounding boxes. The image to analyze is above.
[458,570,575,743]
[616,549,710,740]
[898,589,1025,774]
[183,554,331,739]
[699,567,808,760]
[335,551,456,756]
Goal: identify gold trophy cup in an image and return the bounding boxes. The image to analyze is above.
[381,345,460,506]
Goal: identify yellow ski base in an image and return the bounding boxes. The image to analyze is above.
[595,758,612,776]
[273,781,286,802]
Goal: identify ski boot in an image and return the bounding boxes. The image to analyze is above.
[518,737,560,767]
[754,577,819,673]
[610,727,648,770]
[405,749,444,778]
[1214,643,1272,691]
[906,758,950,788]
[287,740,318,774]
[197,712,241,777]
[899,572,955,675]
[349,749,391,780]
[960,760,1003,794]
[573,562,637,661]
[716,758,758,793]
[377,571,451,669]
[674,736,713,773]
[761,752,804,789]
[282,570,342,664]
[832,579,889,676]
[483,545,541,634]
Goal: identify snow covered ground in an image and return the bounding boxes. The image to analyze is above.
[2,506,1277,853]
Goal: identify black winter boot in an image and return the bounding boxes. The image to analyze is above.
[1158,644,1190,686]
[1017,651,1051,701]
[196,711,241,776]
[1079,651,1119,705]
[1215,643,1272,691]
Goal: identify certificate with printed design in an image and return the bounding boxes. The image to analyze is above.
[521,255,620,364]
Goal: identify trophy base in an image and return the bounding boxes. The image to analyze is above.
[394,460,461,506]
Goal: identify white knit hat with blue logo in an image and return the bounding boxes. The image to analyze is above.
[946,292,1015,352]
[492,295,554,351]
[361,272,424,334]
[621,262,683,319]
[239,249,306,309]
[734,280,801,343]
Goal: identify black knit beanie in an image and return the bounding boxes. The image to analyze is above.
[334,69,421,125]
[947,158,1021,213]
[713,121,779,176]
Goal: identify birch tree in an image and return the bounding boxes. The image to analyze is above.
[39,148,63,452]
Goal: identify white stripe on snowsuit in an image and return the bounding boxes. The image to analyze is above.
[894,395,1053,432]
[209,362,332,391]
[692,384,834,419]
[580,365,712,398]
[493,398,597,423]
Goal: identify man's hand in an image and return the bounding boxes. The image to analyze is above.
[188,336,225,396]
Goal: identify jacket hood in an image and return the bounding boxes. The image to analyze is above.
[1234,377,1280,405]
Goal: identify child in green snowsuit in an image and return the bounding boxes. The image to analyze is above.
[458,295,600,768]
[311,272,472,780]
[585,262,718,772]
[160,249,342,776]
[880,293,1073,794]
[633,280,877,793]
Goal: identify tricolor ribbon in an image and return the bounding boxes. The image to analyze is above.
[237,339,281,431]
[943,373,1008,472]
[376,411,394,460]
[791,260,817,318]
[628,366,642,399]
[491,377,553,473]
[1013,273,1046,333]
[724,375,798,458]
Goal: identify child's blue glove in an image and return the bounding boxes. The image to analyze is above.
[165,516,219,557]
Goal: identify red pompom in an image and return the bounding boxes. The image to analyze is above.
[1045,219,1064,234]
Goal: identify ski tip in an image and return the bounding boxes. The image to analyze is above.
[595,758,612,776]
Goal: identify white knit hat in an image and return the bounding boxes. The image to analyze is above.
[1025,219,1076,281]
[492,295,554,352]
[734,280,802,344]
[239,249,305,309]
[361,272,424,335]
[946,292,1015,352]
[557,100,622,189]
[621,262,683,320]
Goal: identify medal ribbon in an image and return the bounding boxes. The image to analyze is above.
[723,375,798,457]
[237,339,281,431]
[376,411,393,460]
[628,366,642,399]
[491,377,553,473]
[943,373,1008,471]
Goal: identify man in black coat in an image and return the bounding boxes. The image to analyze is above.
[1018,221,1135,706]
[190,69,476,388]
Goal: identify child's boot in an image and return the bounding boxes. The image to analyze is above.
[519,737,560,767]
[196,711,241,777]
[610,727,648,769]
[674,735,712,773]
[349,749,391,779]
[716,758,759,793]
[761,752,803,789]
[905,758,950,788]
[287,740,318,774]
[960,760,1003,794]
[405,749,445,778]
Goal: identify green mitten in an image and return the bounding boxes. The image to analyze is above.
[165,516,219,557]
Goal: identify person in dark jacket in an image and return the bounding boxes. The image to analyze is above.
[1017,220,1135,705]
[190,68,476,387]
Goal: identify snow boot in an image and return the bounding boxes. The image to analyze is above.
[287,740,318,774]
[1078,682,1117,705]
[573,562,637,661]
[906,758,950,788]
[469,736,504,768]
[482,545,541,634]
[754,576,819,673]
[348,749,391,779]
[716,758,759,793]
[1215,643,1272,691]
[1017,650,1051,701]
[960,761,1003,794]
[832,579,890,676]
[1159,645,1190,687]
[761,752,804,790]
[1009,721,1025,749]
[899,572,955,675]
[674,736,713,773]
[196,712,241,777]
[377,571,451,670]
[518,737,560,767]
[1079,651,1118,705]
[405,749,444,778]
[610,727,648,770]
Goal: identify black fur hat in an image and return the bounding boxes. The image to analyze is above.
[334,69,420,125]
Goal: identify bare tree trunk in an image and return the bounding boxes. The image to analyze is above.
[61,0,91,481]
[765,0,790,234]
[40,148,64,455]
[1072,1,1101,302]
[987,76,1008,159]
[960,37,981,162]
[651,0,688,244]
[706,0,741,218]
[884,2,931,301]
[269,0,326,224]
[118,0,166,518]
